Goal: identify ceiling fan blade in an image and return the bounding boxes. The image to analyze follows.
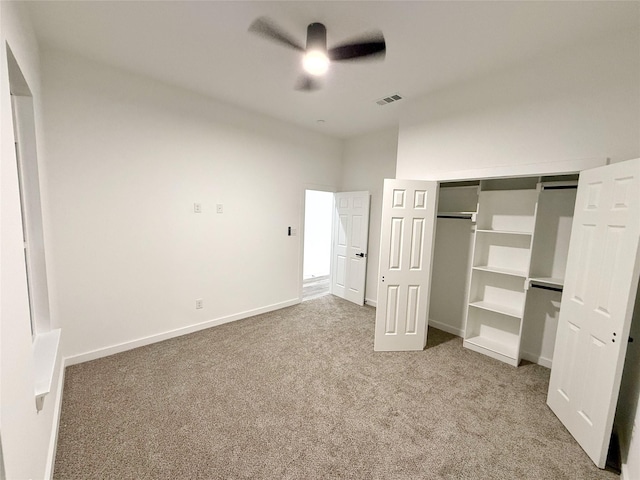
[248,17,304,51]
[295,75,322,92]
[328,32,386,61]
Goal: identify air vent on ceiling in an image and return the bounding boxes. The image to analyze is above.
[376,93,403,106]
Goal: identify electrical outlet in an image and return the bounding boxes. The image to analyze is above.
[216,204,223,214]
[195,299,203,309]
[194,203,202,213]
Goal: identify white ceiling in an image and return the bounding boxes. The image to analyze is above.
[25,1,640,139]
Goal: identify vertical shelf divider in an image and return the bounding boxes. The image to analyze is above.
[463,181,540,366]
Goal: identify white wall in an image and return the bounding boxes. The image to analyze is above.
[520,289,561,368]
[396,28,640,180]
[303,190,333,279]
[341,127,398,306]
[40,49,343,362]
[0,2,63,478]
[428,218,473,336]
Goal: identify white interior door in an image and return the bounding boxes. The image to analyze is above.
[375,179,439,351]
[331,191,370,306]
[547,158,640,468]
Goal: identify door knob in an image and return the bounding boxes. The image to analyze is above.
[355,252,367,258]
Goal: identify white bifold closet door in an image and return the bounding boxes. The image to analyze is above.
[374,179,439,351]
[547,158,640,468]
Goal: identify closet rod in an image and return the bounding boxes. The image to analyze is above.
[542,185,578,191]
[530,283,563,293]
[437,214,474,220]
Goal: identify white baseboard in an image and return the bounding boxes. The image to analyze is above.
[64,298,300,366]
[45,359,66,480]
[428,318,463,337]
[365,298,377,307]
[520,350,553,369]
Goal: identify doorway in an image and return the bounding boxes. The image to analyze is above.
[302,190,333,301]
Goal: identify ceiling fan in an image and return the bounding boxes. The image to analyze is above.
[248,17,386,91]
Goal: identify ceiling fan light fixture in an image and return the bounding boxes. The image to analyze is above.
[303,50,330,76]
[248,17,385,90]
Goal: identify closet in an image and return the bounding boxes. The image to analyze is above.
[379,158,640,468]
[429,175,578,368]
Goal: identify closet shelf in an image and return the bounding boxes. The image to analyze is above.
[473,265,528,278]
[540,180,578,190]
[469,300,523,319]
[476,229,533,236]
[464,335,518,361]
[462,177,578,368]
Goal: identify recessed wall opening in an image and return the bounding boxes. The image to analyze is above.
[7,43,51,337]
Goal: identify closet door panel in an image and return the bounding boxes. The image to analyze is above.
[375,179,438,351]
[547,158,640,468]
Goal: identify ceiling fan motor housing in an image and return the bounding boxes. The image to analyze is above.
[306,23,327,52]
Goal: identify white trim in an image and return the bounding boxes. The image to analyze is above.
[423,157,606,182]
[64,299,300,366]
[428,318,464,337]
[520,350,553,369]
[365,298,377,307]
[44,360,65,480]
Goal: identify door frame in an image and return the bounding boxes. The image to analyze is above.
[299,187,372,305]
[298,185,337,302]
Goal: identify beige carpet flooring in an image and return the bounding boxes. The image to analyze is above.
[54,295,618,479]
